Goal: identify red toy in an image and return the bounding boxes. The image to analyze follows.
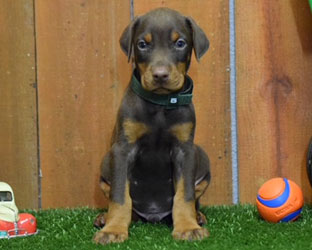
[0,182,38,239]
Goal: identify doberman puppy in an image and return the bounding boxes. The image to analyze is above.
[93,8,210,245]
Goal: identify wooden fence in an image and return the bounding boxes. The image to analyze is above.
[0,0,312,209]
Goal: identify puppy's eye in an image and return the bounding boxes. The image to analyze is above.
[175,39,187,50]
[137,40,148,50]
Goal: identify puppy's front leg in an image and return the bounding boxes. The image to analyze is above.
[172,145,209,241]
[93,144,136,245]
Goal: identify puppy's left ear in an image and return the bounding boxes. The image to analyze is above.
[186,17,209,61]
[119,17,139,62]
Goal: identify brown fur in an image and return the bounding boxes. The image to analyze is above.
[170,122,194,143]
[172,179,209,240]
[94,7,210,245]
[144,33,152,43]
[195,180,209,200]
[171,31,180,42]
[93,182,132,244]
[100,181,110,199]
[140,64,185,93]
[123,119,149,144]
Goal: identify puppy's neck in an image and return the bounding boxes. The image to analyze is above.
[130,70,193,109]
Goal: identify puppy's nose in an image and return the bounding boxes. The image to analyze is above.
[152,66,169,83]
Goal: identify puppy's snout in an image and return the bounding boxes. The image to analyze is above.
[152,66,169,83]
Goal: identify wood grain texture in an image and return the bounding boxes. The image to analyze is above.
[0,0,38,209]
[35,0,131,208]
[134,0,232,205]
[236,0,312,203]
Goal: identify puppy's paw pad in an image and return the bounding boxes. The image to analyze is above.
[173,227,209,241]
[93,231,128,245]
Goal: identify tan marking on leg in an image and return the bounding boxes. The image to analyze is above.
[172,179,209,241]
[144,33,152,43]
[195,180,209,199]
[195,180,209,226]
[100,181,110,199]
[171,31,180,42]
[170,122,194,143]
[173,179,199,230]
[123,119,149,144]
[93,182,132,245]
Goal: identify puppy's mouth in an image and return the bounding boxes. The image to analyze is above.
[136,62,187,94]
[152,87,172,94]
[141,73,185,94]
[142,80,184,94]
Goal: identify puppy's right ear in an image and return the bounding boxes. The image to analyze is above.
[119,17,139,62]
[186,17,209,61]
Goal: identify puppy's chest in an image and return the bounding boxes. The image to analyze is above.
[122,110,194,146]
[123,107,194,215]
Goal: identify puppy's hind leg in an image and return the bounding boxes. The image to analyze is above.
[194,145,211,226]
[94,153,112,229]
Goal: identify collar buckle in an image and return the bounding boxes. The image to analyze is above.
[170,97,178,104]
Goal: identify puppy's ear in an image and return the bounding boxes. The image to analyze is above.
[186,17,209,61]
[119,17,139,62]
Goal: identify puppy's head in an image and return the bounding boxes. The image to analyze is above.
[120,8,209,94]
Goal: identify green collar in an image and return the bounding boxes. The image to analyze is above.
[130,73,193,109]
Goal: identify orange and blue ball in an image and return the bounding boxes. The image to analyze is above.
[256,178,304,223]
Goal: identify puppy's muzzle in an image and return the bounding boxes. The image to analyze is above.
[152,65,169,84]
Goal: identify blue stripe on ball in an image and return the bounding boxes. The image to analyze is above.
[280,208,302,222]
[257,178,290,208]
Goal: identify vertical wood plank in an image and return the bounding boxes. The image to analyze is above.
[36,0,131,208]
[236,0,312,203]
[0,0,38,209]
[134,0,232,205]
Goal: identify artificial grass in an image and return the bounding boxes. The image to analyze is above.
[1,205,312,250]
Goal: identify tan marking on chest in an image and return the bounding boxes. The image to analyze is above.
[123,119,149,144]
[170,122,194,142]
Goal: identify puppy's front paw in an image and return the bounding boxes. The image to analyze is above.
[172,227,209,241]
[93,230,128,245]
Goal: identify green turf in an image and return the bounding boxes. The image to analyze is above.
[1,205,312,250]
